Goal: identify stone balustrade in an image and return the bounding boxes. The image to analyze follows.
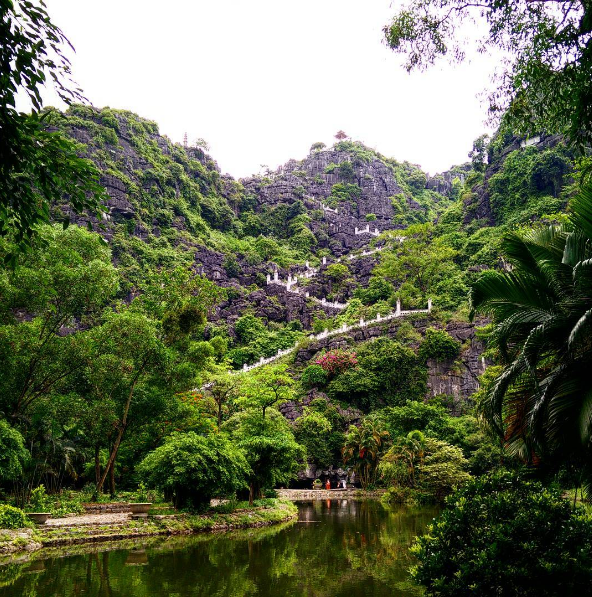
[203,239,435,382]
[354,224,380,237]
[320,202,338,215]
[196,296,433,389]
[229,297,433,376]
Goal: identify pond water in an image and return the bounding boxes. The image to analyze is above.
[0,500,439,596]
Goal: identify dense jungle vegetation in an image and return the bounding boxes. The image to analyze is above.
[0,107,584,509]
[2,0,592,594]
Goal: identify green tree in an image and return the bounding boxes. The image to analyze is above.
[1,0,107,261]
[353,276,394,305]
[0,226,118,418]
[411,471,592,596]
[86,310,167,494]
[375,401,448,439]
[138,432,250,509]
[384,0,592,150]
[254,236,281,261]
[225,409,305,504]
[294,410,333,468]
[418,328,461,361]
[206,373,239,428]
[234,314,266,344]
[237,364,295,419]
[470,188,592,492]
[380,430,426,489]
[376,223,462,309]
[419,437,471,501]
[325,263,349,283]
[0,421,29,487]
[327,338,426,411]
[468,134,489,172]
[342,419,390,488]
[135,267,224,323]
[300,364,328,390]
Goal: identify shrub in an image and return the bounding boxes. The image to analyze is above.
[418,438,471,501]
[234,314,266,344]
[28,485,50,512]
[294,411,333,468]
[209,335,228,358]
[418,328,461,361]
[289,226,317,252]
[310,142,326,152]
[138,432,250,510]
[293,185,305,198]
[354,277,394,305]
[407,169,427,191]
[380,485,415,504]
[337,161,356,181]
[225,409,305,503]
[0,505,29,529]
[365,213,377,221]
[254,236,281,261]
[411,471,592,596]
[0,421,29,485]
[300,364,328,389]
[327,338,427,411]
[315,349,358,376]
[327,183,362,205]
[223,254,241,278]
[325,263,349,282]
[376,401,448,438]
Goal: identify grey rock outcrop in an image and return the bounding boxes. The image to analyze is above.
[293,319,489,413]
[241,147,426,255]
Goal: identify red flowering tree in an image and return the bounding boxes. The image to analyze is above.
[315,349,358,377]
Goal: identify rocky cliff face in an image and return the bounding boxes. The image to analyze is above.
[53,106,489,413]
[240,143,440,255]
[462,133,570,227]
[294,319,488,413]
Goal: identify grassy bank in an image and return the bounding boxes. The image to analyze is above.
[0,499,297,557]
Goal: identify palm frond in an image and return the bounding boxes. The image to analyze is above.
[568,308,592,352]
[569,185,592,243]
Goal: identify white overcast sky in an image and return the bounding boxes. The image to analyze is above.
[41,0,498,178]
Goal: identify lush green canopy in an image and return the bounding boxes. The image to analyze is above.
[138,432,250,509]
[0,1,106,261]
[384,0,592,150]
[471,187,592,491]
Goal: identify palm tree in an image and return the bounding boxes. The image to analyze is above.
[380,430,426,488]
[470,187,592,493]
[342,419,390,489]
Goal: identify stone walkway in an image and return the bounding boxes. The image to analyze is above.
[45,512,130,527]
[277,489,384,500]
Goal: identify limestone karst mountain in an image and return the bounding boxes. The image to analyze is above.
[43,104,573,416]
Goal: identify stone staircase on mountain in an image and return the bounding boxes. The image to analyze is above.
[236,236,431,374]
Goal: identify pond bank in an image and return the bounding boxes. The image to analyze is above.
[1,499,436,596]
[0,499,297,557]
[277,488,385,500]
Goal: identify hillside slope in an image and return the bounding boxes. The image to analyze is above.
[48,105,575,413]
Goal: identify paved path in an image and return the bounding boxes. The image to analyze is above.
[277,489,384,500]
[45,513,130,527]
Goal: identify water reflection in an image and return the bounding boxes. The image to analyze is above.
[0,501,438,596]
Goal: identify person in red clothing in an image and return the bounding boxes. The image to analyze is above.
[325,479,331,490]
